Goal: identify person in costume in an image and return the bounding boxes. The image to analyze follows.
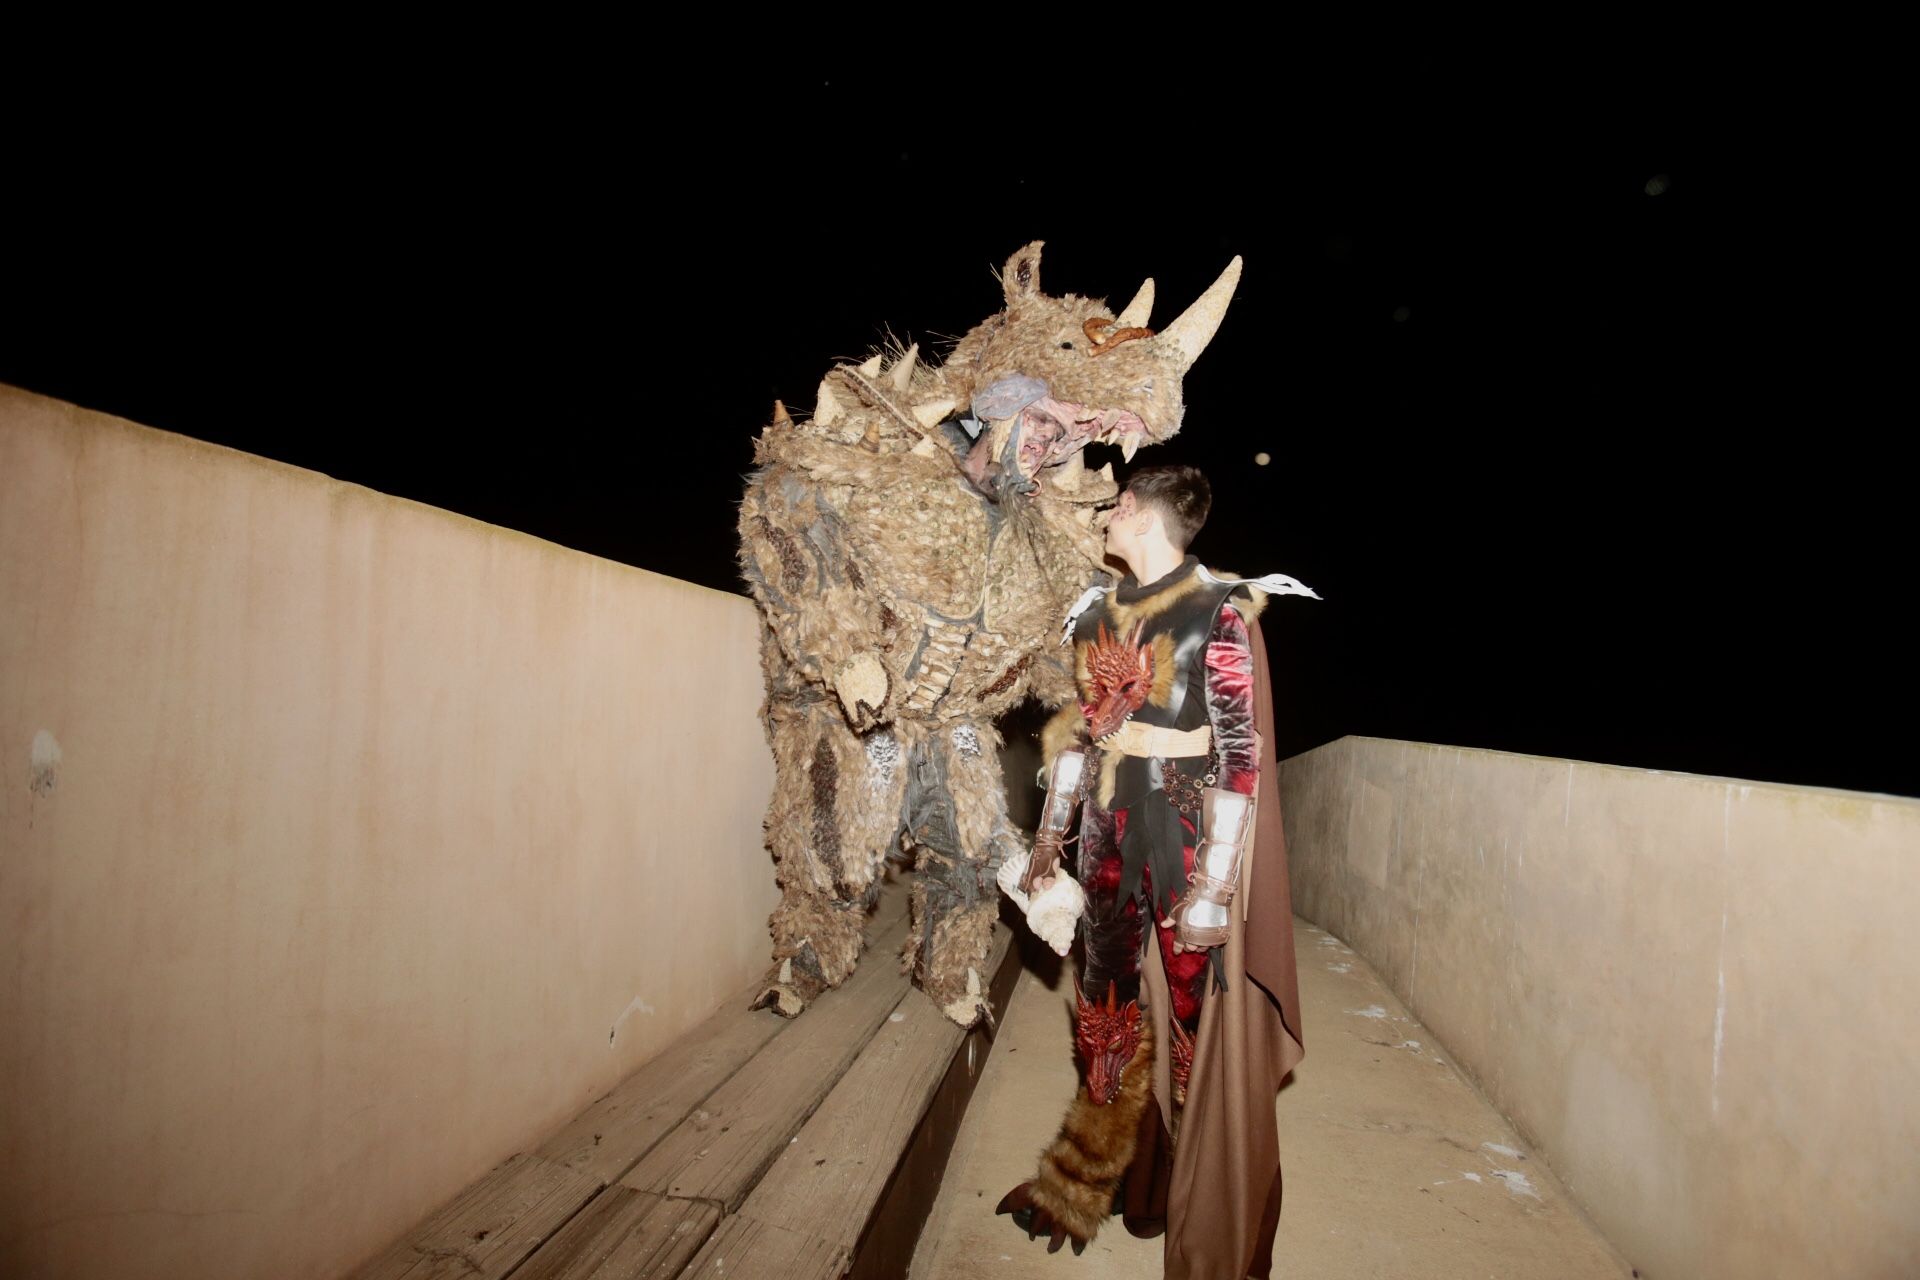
[996,465,1318,1277]
[738,243,1246,1027]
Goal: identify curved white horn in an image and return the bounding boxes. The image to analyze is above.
[1157,256,1243,372]
[911,397,955,428]
[814,378,843,426]
[1114,278,1154,330]
[889,343,918,391]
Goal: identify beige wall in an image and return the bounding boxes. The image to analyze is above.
[1280,736,1920,1279]
[0,387,778,1280]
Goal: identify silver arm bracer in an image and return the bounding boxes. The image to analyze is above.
[1022,748,1086,895]
[1172,786,1255,948]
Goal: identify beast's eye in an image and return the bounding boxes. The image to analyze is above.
[1060,341,1074,350]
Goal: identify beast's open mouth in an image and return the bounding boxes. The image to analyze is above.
[1037,408,1146,473]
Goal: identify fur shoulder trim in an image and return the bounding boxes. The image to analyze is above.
[1041,704,1087,770]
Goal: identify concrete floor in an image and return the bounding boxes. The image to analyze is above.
[912,920,1635,1279]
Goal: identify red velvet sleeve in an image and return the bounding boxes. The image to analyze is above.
[1203,602,1259,796]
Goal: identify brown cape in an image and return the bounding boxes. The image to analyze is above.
[1140,612,1304,1279]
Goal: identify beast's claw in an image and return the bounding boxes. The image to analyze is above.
[997,1181,1090,1252]
[751,983,807,1018]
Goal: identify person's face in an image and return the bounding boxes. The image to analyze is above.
[1103,490,1153,561]
[1015,401,1069,478]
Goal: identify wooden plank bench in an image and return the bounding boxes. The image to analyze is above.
[681,925,1018,1279]
[348,873,1021,1279]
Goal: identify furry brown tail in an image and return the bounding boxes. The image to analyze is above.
[997,1017,1155,1252]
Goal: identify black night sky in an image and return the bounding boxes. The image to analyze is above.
[4,102,1908,797]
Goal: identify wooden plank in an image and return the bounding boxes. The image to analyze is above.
[535,987,791,1185]
[619,901,915,1211]
[536,876,912,1185]
[354,875,918,1280]
[349,1153,600,1280]
[741,926,1015,1254]
[677,1213,850,1280]
[511,1187,718,1280]
[847,920,1025,1280]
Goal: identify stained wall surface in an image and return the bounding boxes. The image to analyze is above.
[1279,736,1920,1279]
[0,387,779,1279]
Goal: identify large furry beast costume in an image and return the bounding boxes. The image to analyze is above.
[739,242,1241,1025]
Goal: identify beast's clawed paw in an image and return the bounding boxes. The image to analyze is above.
[995,1182,1088,1254]
[750,983,806,1018]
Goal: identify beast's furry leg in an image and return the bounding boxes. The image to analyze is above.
[754,704,904,1018]
[754,881,874,1017]
[997,1018,1155,1252]
[902,720,1012,1027]
[902,873,997,1026]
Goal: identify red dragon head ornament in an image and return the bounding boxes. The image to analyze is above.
[1080,620,1153,744]
[1074,976,1145,1106]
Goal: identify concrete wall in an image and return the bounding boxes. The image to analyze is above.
[0,386,778,1280]
[1279,736,1920,1280]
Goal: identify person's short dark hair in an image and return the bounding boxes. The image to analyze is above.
[1126,464,1211,551]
